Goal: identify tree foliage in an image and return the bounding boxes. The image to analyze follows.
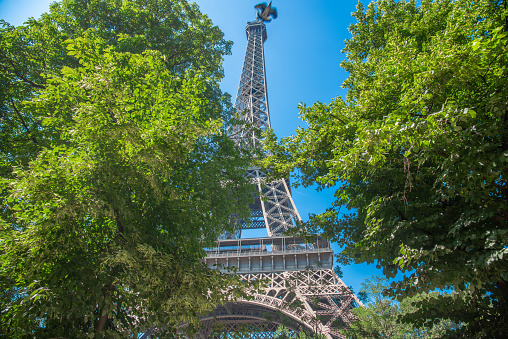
[0,1,253,338]
[264,0,508,336]
[342,276,455,339]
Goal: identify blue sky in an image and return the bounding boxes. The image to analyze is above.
[0,0,385,293]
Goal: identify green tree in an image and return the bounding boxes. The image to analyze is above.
[1,0,231,172]
[264,0,508,336]
[0,1,253,338]
[343,276,455,339]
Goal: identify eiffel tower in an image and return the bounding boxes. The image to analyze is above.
[200,8,362,339]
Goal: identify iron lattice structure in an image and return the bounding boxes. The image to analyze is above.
[202,19,362,339]
[231,20,270,150]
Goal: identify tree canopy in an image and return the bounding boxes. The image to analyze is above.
[342,276,455,338]
[264,0,508,336]
[0,0,253,337]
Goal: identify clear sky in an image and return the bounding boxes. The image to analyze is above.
[0,0,386,293]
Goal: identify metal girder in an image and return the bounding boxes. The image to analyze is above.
[231,21,270,150]
[197,269,361,339]
[240,166,301,236]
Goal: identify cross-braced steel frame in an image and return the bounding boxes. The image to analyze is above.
[231,20,270,150]
[198,270,361,339]
[203,19,362,339]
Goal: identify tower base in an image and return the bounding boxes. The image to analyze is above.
[198,269,361,339]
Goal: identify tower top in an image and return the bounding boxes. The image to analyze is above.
[232,6,272,150]
[245,20,267,42]
[254,2,278,22]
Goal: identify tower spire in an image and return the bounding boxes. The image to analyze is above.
[232,20,270,150]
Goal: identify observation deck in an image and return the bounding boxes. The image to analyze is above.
[205,235,333,274]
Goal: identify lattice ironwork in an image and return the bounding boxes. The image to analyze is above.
[204,14,362,339]
[231,20,270,150]
[197,269,361,339]
[239,166,301,236]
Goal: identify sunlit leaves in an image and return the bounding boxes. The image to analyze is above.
[0,1,251,338]
[342,276,456,338]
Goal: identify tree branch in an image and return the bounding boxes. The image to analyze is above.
[9,98,38,145]
[0,50,46,89]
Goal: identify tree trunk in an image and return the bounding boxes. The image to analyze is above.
[95,282,114,333]
[496,279,508,301]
